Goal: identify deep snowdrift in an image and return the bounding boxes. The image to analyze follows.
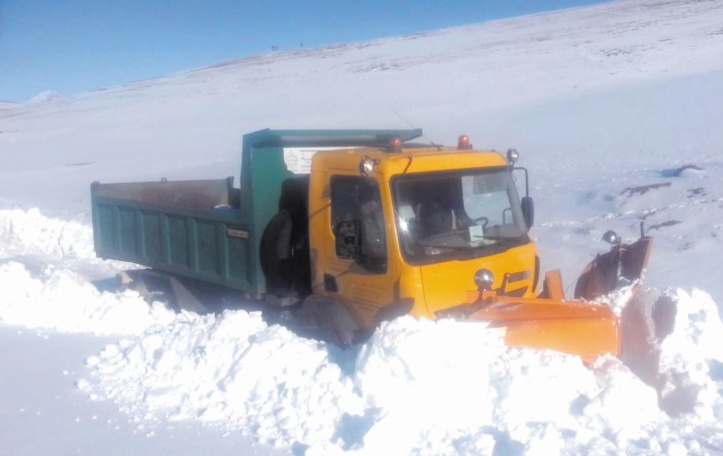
[0,208,722,454]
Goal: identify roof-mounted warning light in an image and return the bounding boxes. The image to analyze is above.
[457,135,472,150]
[387,137,403,153]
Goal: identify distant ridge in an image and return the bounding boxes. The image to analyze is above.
[77,0,723,110]
[0,100,21,110]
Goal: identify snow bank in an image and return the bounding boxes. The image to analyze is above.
[0,208,97,262]
[0,209,173,335]
[77,292,723,455]
[0,261,174,335]
[657,289,723,421]
[79,310,360,447]
[0,210,719,453]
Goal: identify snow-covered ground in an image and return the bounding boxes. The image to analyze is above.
[1,0,722,454]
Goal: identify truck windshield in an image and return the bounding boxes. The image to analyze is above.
[392,167,529,264]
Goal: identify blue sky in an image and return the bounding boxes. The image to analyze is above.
[0,0,607,103]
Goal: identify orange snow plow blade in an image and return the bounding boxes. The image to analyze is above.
[449,292,620,361]
[438,235,655,362]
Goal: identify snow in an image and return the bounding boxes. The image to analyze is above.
[0,100,21,110]
[27,91,66,105]
[1,0,723,454]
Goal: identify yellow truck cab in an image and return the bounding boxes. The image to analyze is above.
[306,135,538,332]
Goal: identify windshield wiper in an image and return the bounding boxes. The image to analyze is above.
[475,233,528,242]
[419,242,472,250]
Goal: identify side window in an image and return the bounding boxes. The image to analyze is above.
[330,176,387,273]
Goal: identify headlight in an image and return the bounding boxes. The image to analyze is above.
[474,269,495,291]
[602,230,620,246]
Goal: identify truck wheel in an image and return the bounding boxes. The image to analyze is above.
[298,295,359,346]
[260,209,311,298]
[260,210,294,294]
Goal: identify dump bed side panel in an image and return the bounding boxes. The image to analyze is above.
[91,178,257,294]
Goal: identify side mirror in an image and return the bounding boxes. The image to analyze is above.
[335,220,360,259]
[521,196,534,229]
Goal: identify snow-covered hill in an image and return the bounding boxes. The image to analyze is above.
[0,101,21,110]
[1,0,722,454]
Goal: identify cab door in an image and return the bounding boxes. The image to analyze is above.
[320,174,397,329]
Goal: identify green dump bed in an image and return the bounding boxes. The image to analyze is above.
[91,177,258,292]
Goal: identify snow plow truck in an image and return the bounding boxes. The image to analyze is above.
[91,128,658,363]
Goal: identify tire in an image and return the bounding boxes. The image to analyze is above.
[259,209,311,298]
[260,210,294,294]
